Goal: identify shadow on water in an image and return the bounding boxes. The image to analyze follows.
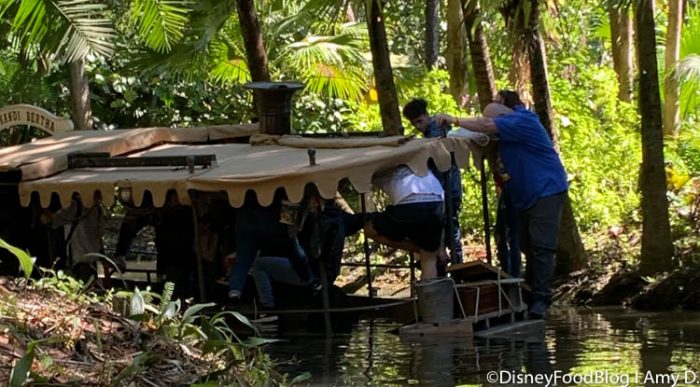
[266,307,700,386]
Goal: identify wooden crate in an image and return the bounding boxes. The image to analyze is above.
[456,281,525,318]
[456,283,502,317]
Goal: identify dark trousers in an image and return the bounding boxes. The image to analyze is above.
[496,191,521,277]
[228,204,288,292]
[447,198,463,264]
[520,192,565,307]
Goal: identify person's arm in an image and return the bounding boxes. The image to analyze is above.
[434,113,499,134]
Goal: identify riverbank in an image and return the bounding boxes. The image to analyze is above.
[555,262,700,310]
[0,275,283,386]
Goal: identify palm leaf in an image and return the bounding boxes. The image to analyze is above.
[675,4,700,117]
[302,62,367,101]
[53,0,115,62]
[129,0,192,53]
[2,0,115,62]
[0,238,34,279]
[277,29,369,101]
[209,40,250,84]
[673,55,700,116]
[127,0,237,79]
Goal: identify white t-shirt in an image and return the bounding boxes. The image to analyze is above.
[373,166,444,206]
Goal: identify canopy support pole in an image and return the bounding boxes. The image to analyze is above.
[360,193,374,298]
[409,252,416,298]
[190,205,207,302]
[440,129,458,265]
[479,156,493,265]
[319,263,333,337]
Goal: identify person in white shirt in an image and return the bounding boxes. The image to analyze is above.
[363,165,445,280]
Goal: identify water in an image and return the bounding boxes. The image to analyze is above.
[267,307,700,386]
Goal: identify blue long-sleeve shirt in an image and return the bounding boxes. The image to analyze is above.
[423,118,462,201]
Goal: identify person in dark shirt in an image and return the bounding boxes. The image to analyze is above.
[402,98,464,264]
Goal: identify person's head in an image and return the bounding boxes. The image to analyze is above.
[402,98,431,132]
[494,90,524,109]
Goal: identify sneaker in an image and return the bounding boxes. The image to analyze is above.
[251,313,279,324]
[228,289,242,299]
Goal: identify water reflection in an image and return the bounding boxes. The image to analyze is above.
[267,307,700,386]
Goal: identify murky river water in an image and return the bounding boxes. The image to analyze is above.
[267,307,700,386]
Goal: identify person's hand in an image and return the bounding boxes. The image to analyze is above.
[434,113,454,126]
[39,210,53,225]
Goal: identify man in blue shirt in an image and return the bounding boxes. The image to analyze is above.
[403,98,464,265]
[435,91,567,319]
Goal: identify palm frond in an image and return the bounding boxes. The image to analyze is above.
[130,0,192,53]
[681,4,700,59]
[3,0,115,62]
[677,4,700,117]
[53,0,115,62]
[188,0,237,50]
[673,55,700,116]
[209,39,250,84]
[301,62,367,102]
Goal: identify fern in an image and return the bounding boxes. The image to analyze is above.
[159,281,175,316]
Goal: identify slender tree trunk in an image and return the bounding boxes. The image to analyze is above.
[463,1,496,112]
[609,2,634,102]
[634,0,674,274]
[68,59,93,131]
[527,0,586,274]
[425,0,440,69]
[366,0,403,135]
[663,0,683,136]
[510,38,531,104]
[236,0,270,83]
[446,0,469,105]
[345,3,356,22]
[502,0,532,105]
[526,0,554,140]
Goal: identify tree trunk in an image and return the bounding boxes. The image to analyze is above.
[345,3,356,22]
[526,0,586,275]
[509,38,531,105]
[609,2,634,102]
[236,0,270,83]
[425,0,440,69]
[526,0,555,141]
[663,0,683,136]
[446,0,469,105]
[634,0,674,275]
[463,1,496,112]
[366,0,403,135]
[502,0,532,105]
[68,59,93,131]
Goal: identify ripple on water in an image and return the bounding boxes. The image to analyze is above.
[266,308,700,386]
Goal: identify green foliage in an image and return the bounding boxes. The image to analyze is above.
[0,237,34,278]
[0,0,115,62]
[675,4,700,118]
[553,65,642,231]
[129,0,192,53]
[293,94,353,134]
[10,339,39,387]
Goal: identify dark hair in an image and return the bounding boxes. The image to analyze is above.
[497,90,524,109]
[402,98,428,120]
